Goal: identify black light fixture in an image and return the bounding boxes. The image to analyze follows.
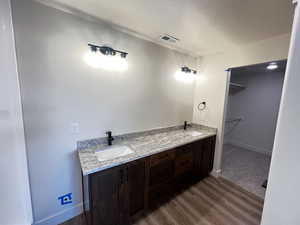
[88,44,128,58]
[181,66,197,74]
[120,52,128,58]
[90,45,97,52]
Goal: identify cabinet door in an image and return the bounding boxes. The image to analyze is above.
[208,136,216,172]
[192,136,216,180]
[119,168,130,225]
[199,136,216,178]
[90,167,121,225]
[127,159,146,216]
[148,182,172,208]
[193,141,204,179]
[175,152,194,176]
[149,160,174,186]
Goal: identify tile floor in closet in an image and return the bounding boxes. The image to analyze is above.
[222,144,272,199]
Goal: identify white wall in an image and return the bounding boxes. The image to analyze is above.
[0,0,33,224]
[225,69,285,154]
[11,0,197,224]
[261,2,300,225]
[193,33,291,175]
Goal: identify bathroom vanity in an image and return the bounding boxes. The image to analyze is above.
[78,125,216,225]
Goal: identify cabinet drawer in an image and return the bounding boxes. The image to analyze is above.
[175,152,193,176]
[150,150,175,167]
[176,144,194,156]
[149,160,173,186]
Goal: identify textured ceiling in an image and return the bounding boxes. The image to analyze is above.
[39,0,294,56]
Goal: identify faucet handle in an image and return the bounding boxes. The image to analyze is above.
[106,131,114,146]
[106,131,114,140]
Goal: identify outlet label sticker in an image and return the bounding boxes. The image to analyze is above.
[58,193,72,205]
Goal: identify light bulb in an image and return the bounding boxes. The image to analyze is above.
[84,51,128,72]
[175,70,195,83]
[267,63,278,70]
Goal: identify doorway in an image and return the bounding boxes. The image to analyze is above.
[221,60,287,199]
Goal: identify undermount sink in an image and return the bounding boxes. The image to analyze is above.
[95,146,134,162]
[186,131,203,137]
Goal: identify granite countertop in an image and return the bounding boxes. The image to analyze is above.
[78,124,217,176]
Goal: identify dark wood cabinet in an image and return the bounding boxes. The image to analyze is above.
[148,182,172,208]
[149,159,173,186]
[128,159,146,216]
[150,150,175,167]
[89,159,147,225]
[193,136,216,179]
[90,165,129,225]
[193,140,204,179]
[200,138,215,178]
[175,152,193,176]
[88,135,216,225]
[119,168,130,225]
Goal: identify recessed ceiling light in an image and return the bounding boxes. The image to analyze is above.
[267,62,278,70]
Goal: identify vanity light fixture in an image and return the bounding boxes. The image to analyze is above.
[181,66,197,74]
[175,66,197,83]
[88,44,128,58]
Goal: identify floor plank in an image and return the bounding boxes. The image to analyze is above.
[133,177,263,225]
[61,176,264,225]
[60,214,87,225]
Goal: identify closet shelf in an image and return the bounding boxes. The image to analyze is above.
[230,82,246,89]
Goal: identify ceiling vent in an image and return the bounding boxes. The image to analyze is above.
[160,34,179,43]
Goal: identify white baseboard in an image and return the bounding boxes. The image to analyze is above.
[210,169,222,178]
[33,203,83,225]
[15,224,32,225]
[226,139,272,156]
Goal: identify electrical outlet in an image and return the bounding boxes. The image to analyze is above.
[70,122,80,134]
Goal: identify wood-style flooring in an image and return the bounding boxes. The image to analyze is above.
[61,176,264,225]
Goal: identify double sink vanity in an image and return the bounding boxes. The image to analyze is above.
[78,124,217,225]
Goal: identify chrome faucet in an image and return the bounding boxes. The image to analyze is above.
[106,131,114,146]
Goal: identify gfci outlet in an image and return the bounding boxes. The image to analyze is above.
[70,122,80,134]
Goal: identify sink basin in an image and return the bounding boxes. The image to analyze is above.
[187,131,203,137]
[95,146,134,162]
